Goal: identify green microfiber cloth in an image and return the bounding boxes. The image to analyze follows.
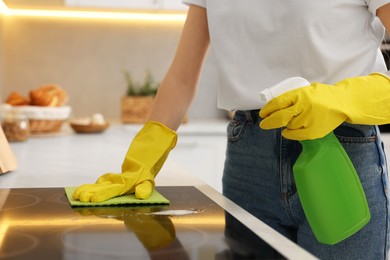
[65,186,170,207]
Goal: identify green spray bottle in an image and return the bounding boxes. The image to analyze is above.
[260,77,370,245]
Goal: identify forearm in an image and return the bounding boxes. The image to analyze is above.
[377,3,390,35]
[148,72,198,131]
[147,5,210,131]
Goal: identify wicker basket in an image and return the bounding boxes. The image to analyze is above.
[29,119,64,134]
[121,96,154,124]
[1,105,71,134]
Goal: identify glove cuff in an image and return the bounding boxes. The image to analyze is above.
[146,121,178,148]
[122,121,178,174]
[370,72,390,81]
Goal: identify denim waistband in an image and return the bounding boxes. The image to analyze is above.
[235,110,261,123]
[235,109,378,139]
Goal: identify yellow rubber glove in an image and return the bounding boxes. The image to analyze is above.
[260,73,390,140]
[73,207,176,250]
[73,121,177,202]
[124,211,176,250]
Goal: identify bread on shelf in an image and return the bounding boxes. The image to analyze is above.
[5,91,30,106]
[2,84,71,134]
[29,84,68,107]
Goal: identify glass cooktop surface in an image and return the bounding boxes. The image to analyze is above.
[0,186,285,259]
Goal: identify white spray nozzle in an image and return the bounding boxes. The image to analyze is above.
[260,77,310,103]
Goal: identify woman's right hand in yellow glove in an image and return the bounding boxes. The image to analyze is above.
[73,121,177,203]
[260,73,390,140]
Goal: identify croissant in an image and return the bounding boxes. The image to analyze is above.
[29,84,68,107]
[5,91,30,106]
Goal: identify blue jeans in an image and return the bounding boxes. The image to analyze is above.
[223,110,390,259]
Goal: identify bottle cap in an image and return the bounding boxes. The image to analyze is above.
[260,77,311,104]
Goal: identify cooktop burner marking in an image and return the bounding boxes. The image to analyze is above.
[0,193,41,211]
[0,232,40,258]
[45,192,69,205]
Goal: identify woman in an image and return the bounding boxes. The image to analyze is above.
[74,1,390,258]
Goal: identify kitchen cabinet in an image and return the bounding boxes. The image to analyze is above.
[65,0,188,11]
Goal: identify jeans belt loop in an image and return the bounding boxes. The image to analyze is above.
[251,109,260,122]
[243,110,254,123]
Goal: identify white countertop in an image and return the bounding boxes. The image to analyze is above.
[0,123,316,259]
[123,119,229,136]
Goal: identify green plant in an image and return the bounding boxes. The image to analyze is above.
[123,70,159,96]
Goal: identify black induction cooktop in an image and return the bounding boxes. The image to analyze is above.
[0,186,285,259]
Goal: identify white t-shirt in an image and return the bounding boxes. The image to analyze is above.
[182,0,390,110]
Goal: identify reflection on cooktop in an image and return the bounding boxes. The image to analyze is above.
[0,186,286,259]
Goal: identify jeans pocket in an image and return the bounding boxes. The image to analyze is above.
[227,119,246,142]
[334,133,378,174]
[335,126,389,201]
[333,123,378,171]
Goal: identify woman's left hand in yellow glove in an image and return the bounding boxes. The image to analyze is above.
[73,121,177,202]
[72,158,155,203]
[259,73,390,140]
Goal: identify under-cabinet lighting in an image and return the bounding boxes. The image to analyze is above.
[0,224,9,251]
[0,0,9,15]
[0,1,187,22]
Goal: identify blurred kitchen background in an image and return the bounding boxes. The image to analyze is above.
[0,1,389,122]
[0,0,225,121]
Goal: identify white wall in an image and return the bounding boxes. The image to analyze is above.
[0,15,4,97]
[1,15,226,120]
